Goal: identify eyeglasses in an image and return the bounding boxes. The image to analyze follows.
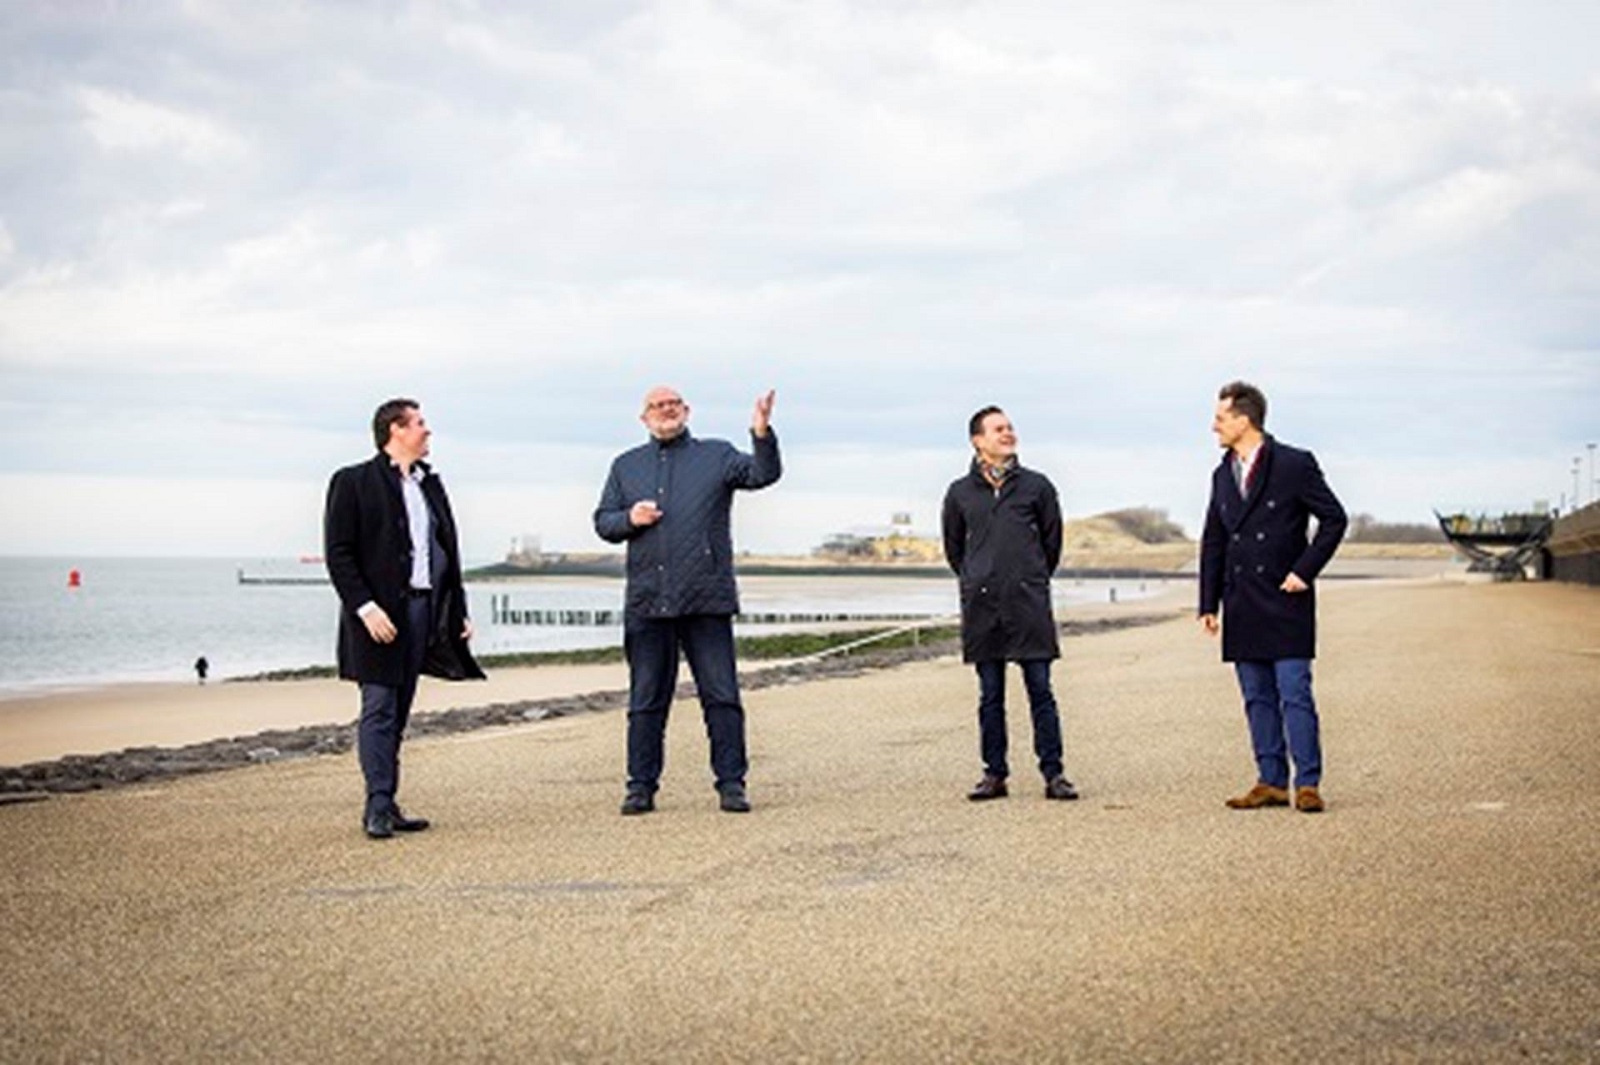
[646,398,685,412]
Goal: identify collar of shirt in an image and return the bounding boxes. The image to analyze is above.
[1234,442,1263,478]
[389,458,431,484]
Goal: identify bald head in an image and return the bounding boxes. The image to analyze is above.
[640,386,690,441]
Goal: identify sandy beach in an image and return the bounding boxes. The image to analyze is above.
[0,586,1198,767]
[2,577,1596,1061]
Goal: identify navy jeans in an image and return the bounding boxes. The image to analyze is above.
[624,613,747,793]
[357,594,430,811]
[974,659,1064,780]
[1234,658,1321,789]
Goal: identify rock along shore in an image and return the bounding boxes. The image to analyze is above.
[0,614,1171,798]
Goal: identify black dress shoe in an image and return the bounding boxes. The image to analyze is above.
[718,783,751,813]
[1044,776,1080,801]
[388,806,430,832]
[968,775,1008,801]
[620,790,655,816]
[363,808,394,840]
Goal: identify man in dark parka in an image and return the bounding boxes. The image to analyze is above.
[594,385,781,816]
[1199,381,1346,813]
[325,398,484,839]
[942,406,1078,802]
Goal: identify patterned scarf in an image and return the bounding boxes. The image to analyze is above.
[978,455,1018,486]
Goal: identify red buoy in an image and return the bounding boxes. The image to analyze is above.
[67,569,81,588]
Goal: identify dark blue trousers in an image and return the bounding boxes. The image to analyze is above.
[624,613,747,793]
[358,594,430,812]
[975,659,1064,780]
[1234,658,1321,789]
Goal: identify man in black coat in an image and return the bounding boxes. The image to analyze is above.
[325,398,484,839]
[594,385,781,816]
[1199,381,1346,814]
[942,406,1078,802]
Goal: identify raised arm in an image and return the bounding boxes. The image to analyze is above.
[723,430,782,490]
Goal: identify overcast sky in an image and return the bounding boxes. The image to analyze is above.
[2,1,1597,560]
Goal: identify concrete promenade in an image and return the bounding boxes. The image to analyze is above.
[2,580,1598,1061]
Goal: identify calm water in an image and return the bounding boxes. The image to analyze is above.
[0,557,1171,696]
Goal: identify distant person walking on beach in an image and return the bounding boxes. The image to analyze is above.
[193,656,208,685]
[594,386,781,815]
[325,398,484,840]
[942,406,1078,803]
[1199,380,1347,813]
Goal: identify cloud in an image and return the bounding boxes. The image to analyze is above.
[77,85,249,161]
[1,2,1597,555]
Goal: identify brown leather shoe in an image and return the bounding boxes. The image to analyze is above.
[967,775,1008,801]
[1224,783,1290,810]
[1295,786,1325,813]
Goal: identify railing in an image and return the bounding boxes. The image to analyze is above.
[790,616,960,662]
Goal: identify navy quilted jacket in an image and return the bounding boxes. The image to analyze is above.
[594,429,781,618]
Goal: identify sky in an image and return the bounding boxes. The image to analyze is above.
[1,0,1597,561]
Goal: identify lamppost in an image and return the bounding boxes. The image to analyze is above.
[1574,457,1583,511]
[1589,442,1596,506]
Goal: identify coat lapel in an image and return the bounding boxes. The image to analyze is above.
[1235,436,1274,526]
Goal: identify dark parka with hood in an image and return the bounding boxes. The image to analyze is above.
[942,461,1064,664]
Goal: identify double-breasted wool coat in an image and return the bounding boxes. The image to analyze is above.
[324,454,484,686]
[1199,435,1347,662]
[942,462,1064,664]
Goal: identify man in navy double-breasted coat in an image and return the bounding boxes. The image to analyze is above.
[594,386,781,816]
[1199,381,1346,813]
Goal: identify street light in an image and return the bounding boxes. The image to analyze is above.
[1574,457,1583,510]
[1589,442,1596,506]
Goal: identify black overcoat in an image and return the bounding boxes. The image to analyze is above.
[942,462,1063,664]
[593,429,782,619]
[1198,436,1347,662]
[324,453,485,686]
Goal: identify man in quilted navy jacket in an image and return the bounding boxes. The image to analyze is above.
[594,386,781,815]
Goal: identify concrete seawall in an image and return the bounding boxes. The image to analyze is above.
[1549,500,1600,585]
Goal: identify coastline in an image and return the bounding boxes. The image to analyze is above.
[0,599,1188,790]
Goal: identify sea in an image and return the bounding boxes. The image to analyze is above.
[0,557,1175,697]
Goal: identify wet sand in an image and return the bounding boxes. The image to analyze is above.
[1,579,1596,1061]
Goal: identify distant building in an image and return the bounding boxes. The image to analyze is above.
[506,534,543,567]
[814,513,943,563]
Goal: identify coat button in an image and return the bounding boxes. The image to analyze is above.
[1232,533,1240,542]
[1256,565,1264,573]
[1256,532,1265,541]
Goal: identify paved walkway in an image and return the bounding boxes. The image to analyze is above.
[2,580,1597,1061]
